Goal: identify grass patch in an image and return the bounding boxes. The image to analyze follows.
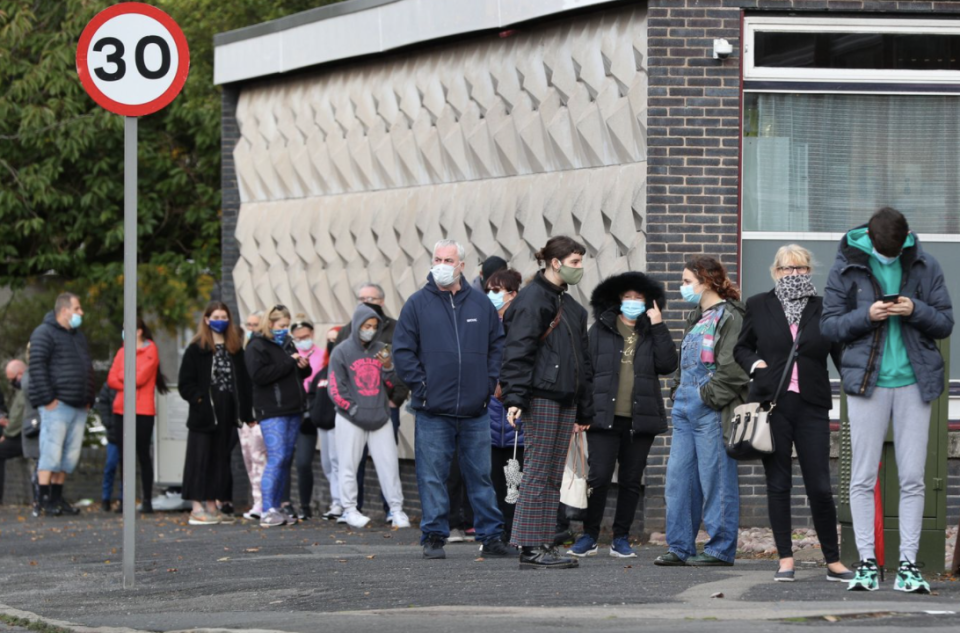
[0,614,72,633]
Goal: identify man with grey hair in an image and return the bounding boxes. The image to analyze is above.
[394,239,514,560]
[28,292,95,516]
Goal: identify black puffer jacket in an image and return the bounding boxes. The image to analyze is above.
[27,311,95,409]
[589,272,678,435]
[499,272,595,422]
[244,334,311,421]
[178,342,254,431]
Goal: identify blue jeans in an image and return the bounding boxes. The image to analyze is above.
[260,416,300,512]
[38,401,87,473]
[102,442,122,501]
[414,411,504,544]
[665,329,740,563]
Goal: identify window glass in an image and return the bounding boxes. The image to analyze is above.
[742,92,960,233]
[754,31,960,70]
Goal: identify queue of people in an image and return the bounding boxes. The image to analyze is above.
[0,206,950,594]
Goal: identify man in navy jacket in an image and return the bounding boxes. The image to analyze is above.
[394,239,514,560]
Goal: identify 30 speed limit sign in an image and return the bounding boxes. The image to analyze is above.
[76,2,189,116]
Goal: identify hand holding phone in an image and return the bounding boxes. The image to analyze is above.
[881,293,900,304]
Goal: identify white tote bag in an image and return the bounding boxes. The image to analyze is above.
[560,432,590,509]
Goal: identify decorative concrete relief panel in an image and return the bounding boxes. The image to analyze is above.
[232,4,648,325]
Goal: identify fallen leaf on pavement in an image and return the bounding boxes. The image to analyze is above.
[217,557,231,562]
[823,616,839,623]
[474,557,485,562]
[710,592,724,599]
[366,555,376,559]
[244,547,260,553]
[335,540,346,544]
[166,568,178,573]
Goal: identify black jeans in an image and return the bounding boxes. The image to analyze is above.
[762,391,840,563]
[0,434,24,504]
[490,444,525,541]
[582,416,655,540]
[295,431,317,509]
[115,415,154,501]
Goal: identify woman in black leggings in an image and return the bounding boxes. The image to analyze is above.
[107,317,169,513]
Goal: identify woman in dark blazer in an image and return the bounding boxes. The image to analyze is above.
[734,245,852,583]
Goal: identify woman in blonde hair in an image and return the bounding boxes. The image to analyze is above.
[244,305,312,528]
[734,245,852,583]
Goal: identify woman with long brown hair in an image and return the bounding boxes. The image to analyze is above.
[655,256,748,568]
[179,302,253,526]
[499,236,595,570]
[107,316,170,513]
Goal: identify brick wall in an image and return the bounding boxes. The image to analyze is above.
[643,0,960,531]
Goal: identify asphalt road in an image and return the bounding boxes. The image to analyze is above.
[1,507,958,633]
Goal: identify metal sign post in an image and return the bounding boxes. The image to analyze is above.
[77,2,189,589]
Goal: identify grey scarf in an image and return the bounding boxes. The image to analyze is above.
[775,274,816,325]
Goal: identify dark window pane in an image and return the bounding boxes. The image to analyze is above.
[755,32,960,70]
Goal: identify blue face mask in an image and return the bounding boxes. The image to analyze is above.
[272,329,289,345]
[680,283,702,304]
[245,331,253,342]
[69,313,82,329]
[621,299,646,320]
[872,247,900,266]
[208,319,230,334]
[488,290,505,311]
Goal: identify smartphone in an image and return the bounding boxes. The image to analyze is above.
[881,293,900,304]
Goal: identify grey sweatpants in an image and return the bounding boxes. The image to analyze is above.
[847,384,931,563]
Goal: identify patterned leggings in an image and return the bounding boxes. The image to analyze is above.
[259,416,300,512]
[510,398,577,548]
[239,423,267,512]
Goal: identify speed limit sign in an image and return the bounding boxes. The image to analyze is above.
[76,2,189,117]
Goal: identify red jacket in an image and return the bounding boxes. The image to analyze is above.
[107,342,159,416]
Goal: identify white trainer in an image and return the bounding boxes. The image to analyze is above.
[343,510,371,529]
[391,511,411,529]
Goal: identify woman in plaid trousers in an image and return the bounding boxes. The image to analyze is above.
[498,236,595,570]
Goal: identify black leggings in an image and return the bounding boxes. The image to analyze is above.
[295,431,316,509]
[762,392,840,563]
[115,415,154,501]
[490,444,524,541]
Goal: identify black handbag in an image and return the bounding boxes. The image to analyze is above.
[22,416,41,439]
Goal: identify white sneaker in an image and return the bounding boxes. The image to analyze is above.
[343,510,371,529]
[448,528,466,543]
[391,511,411,529]
[322,504,343,521]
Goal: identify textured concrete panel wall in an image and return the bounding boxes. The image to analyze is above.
[231,4,649,323]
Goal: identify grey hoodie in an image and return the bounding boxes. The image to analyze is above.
[327,304,396,431]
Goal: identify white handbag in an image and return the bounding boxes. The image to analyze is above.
[560,432,590,509]
[504,427,523,505]
[727,324,804,460]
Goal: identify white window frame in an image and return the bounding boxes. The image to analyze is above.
[744,16,960,86]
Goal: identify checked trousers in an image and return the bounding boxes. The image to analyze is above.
[509,397,577,548]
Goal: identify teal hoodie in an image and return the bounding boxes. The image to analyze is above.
[846,228,916,388]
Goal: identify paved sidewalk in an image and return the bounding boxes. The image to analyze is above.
[0,507,958,632]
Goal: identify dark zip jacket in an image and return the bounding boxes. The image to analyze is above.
[499,272,595,423]
[27,311,96,409]
[178,342,254,431]
[588,272,678,435]
[244,334,311,421]
[821,229,953,403]
[393,273,505,418]
[327,304,396,431]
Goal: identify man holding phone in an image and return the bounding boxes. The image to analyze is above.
[822,207,954,594]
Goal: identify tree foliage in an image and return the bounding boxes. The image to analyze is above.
[0,0,339,328]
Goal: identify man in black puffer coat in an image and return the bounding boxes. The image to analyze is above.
[28,292,96,516]
[566,272,678,559]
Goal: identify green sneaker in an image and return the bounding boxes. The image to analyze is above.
[847,559,880,592]
[894,560,931,594]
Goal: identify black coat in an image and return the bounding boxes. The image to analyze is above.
[244,335,311,421]
[307,366,336,431]
[499,272,595,422]
[27,311,96,409]
[588,272,678,435]
[178,342,254,431]
[96,383,120,444]
[734,291,841,410]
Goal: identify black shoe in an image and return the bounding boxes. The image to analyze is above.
[519,545,579,570]
[422,535,446,560]
[552,528,577,547]
[50,485,80,515]
[654,552,687,566]
[687,553,733,567]
[219,502,235,517]
[40,496,62,517]
[140,500,154,514]
[479,539,519,557]
[297,506,312,521]
[101,500,112,513]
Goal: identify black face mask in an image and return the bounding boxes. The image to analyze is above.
[326,341,335,356]
[365,302,385,318]
[11,377,21,390]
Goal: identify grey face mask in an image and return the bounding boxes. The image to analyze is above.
[359,328,376,343]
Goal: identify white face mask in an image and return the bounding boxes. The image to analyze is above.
[431,263,459,287]
[294,339,313,352]
[359,328,376,342]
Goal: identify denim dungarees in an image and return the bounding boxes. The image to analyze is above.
[664,311,740,563]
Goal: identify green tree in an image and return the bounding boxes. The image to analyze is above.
[0,0,340,330]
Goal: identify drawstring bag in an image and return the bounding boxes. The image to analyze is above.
[560,432,590,509]
[504,427,523,504]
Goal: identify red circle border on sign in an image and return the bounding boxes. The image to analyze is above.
[76,2,190,117]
